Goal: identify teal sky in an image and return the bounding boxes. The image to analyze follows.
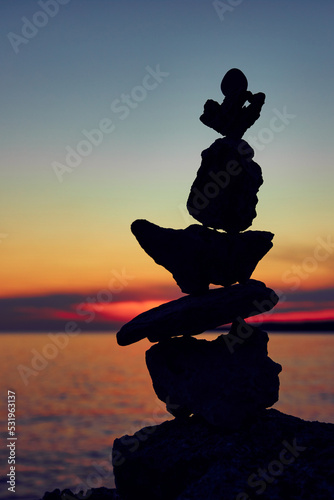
[1,0,334,302]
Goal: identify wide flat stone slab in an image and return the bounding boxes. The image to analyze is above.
[131,219,273,294]
[116,280,278,346]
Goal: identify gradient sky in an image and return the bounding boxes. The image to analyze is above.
[1,0,334,329]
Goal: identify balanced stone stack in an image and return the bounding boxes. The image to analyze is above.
[42,71,334,500]
[114,69,282,493]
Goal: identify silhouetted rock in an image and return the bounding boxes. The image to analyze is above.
[200,68,265,139]
[146,320,282,427]
[116,280,278,346]
[187,138,263,231]
[188,69,266,232]
[131,219,273,294]
[112,410,334,500]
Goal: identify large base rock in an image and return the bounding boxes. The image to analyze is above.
[131,219,273,294]
[112,410,334,500]
[146,320,282,427]
[116,280,278,346]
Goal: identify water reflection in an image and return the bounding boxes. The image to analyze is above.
[0,332,333,498]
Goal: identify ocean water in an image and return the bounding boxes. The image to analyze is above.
[0,332,333,499]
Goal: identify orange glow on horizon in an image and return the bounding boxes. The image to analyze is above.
[79,300,168,322]
[77,302,334,326]
[251,308,334,324]
[1,297,334,331]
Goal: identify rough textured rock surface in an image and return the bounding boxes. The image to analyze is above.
[112,410,334,500]
[41,487,120,500]
[131,219,273,294]
[200,68,266,139]
[146,320,282,426]
[116,280,279,346]
[187,138,263,232]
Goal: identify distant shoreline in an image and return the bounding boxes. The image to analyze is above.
[1,321,333,334]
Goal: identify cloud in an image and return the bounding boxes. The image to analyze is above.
[282,287,334,304]
[0,285,182,332]
[0,285,333,332]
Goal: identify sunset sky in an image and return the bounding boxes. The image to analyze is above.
[1,0,334,330]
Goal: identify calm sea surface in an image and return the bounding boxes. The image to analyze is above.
[0,332,333,499]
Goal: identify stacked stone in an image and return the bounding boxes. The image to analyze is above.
[116,68,281,429]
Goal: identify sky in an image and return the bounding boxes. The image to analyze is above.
[1,0,334,330]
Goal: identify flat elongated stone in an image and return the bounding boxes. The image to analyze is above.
[132,219,273,294]
[146,320,282,427]
[116,280,278,346]
[187,138,263,232]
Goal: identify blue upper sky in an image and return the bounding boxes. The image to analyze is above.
[1,0,334,301]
